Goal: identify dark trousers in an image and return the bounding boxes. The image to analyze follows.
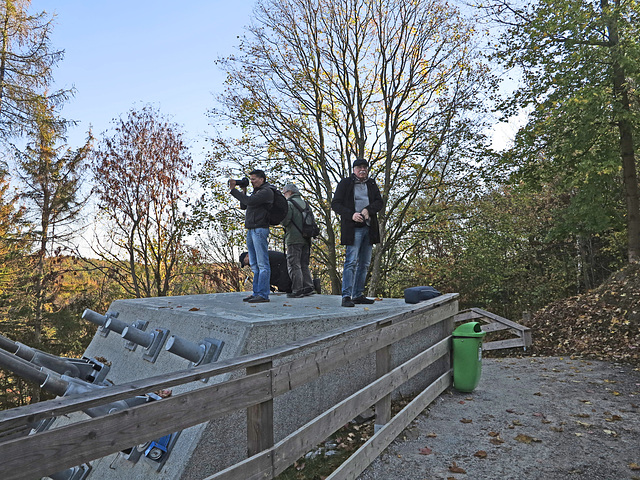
[286,243,313,293]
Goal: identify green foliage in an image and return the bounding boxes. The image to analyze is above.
[489,0,640,262]
[0,0,71,140]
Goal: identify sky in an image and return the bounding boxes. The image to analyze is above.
[29,1,258,162]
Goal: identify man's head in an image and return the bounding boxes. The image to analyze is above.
[239,252,250,267]
[248,169,266,189]
[282,183,299,199]
[352,158,369,181]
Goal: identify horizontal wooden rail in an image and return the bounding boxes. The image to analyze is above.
[0,294,458,479]
[454,307,532,351]
[207,337,450,480]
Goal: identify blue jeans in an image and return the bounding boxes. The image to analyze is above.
[341,227,373,299]
[247,228,270,299]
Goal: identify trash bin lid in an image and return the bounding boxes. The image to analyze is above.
[452,321,486,337]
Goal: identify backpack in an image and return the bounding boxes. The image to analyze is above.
[289,199,320,239]
[268,186,289,225]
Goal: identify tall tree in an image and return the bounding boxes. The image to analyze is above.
[206,0,491,294]
[0,0,70,140]
[487,0,640,263]
[91,105,193,298]
[14,97,90,347]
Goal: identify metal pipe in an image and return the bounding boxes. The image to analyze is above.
[0,334,19,353]
[103,316,128,335]
[121,326,154,349]
[165,335,204,364]
[82,309,108,327]
[0,349,68,395]
[13,343,81,378]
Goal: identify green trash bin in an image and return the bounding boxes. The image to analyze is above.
[452,322,486,392]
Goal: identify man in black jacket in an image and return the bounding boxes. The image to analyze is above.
[331,158,383,307]
[239,250,292,293]
[229,170,273,303]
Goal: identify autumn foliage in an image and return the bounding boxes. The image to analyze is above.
[528,262,640,365]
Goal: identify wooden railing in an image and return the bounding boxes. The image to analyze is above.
[0,293,458,480]
[454,307,532,351]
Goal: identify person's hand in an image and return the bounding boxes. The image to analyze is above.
[352,212,364,223]
[361,208,370,220]
[228,179,236,190]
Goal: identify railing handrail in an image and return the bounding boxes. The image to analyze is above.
[0,294,458,431]
[0,293,459,480]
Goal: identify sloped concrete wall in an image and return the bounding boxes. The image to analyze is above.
[54,292,456,480]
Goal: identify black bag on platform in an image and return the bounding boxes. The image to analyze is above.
[404,286,441,304]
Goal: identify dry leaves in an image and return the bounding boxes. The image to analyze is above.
[448,462,466,474]
[418,446,433,455]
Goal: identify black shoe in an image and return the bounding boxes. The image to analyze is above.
[248,296,270,303]
[243,295,255,302]
[341,296,355,307]
[287,291,304,298]
[302,287,315,296]
[352,295,375,304]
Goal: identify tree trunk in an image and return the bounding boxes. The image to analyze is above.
[605,0,640,263]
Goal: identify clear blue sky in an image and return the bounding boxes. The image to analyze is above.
[30,1,257,157]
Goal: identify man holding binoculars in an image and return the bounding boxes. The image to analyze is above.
[229,170,274,303]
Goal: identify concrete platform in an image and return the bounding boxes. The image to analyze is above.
[57,292,456,480]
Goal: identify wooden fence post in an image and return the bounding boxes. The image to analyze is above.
[246,361,273,457]
[374,321,392,432]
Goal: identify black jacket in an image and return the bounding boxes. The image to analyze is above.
[231,182,274,229]
[268,250,292,292]
[331,175,383,245]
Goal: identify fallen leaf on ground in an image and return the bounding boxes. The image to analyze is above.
[188,307,200,311]
[490,438,505,445]
[515,434,536,444]
[426,433,437,438]
[460,418,472,424]
[488,431,500,437]
[448,462,466,474]
[629,462,640,470]
[605,415,622,422]
[419,447,433,455]
[474,450,487,458]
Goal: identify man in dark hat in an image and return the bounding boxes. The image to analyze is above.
[331,158,383,307]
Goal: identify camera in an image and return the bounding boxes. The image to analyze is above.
[233,177,250,188]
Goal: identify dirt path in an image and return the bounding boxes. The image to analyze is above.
[358,356,640,480]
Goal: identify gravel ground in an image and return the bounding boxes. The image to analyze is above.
[358,356,640,480]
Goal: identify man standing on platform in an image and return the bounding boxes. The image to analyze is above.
[229,170,273,303]
[281,183,315,298]
[331,158,383,307]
